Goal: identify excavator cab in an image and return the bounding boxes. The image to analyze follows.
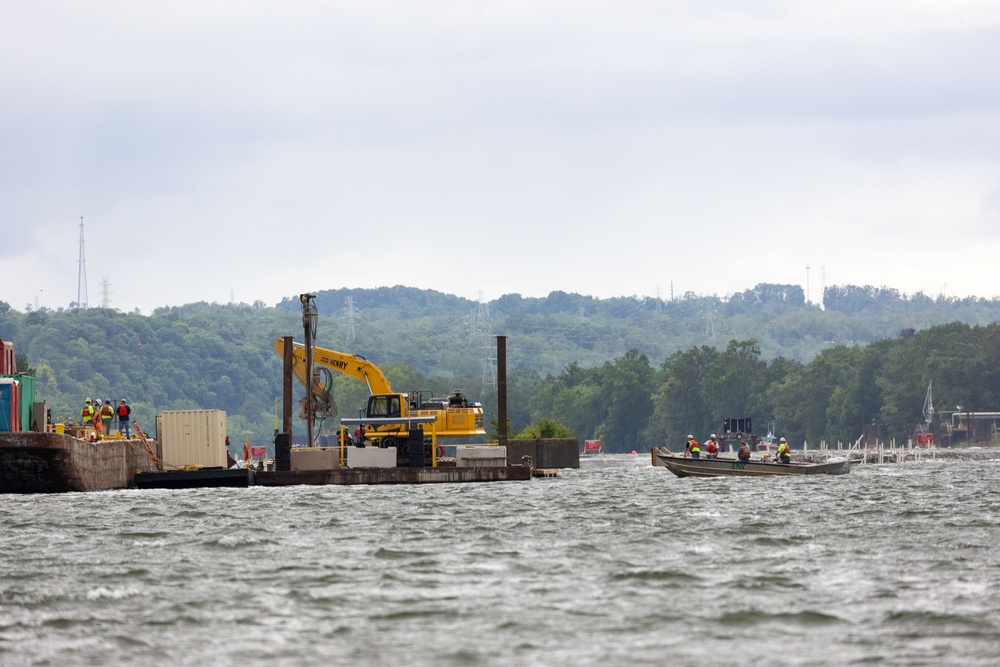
[367,394,402,419]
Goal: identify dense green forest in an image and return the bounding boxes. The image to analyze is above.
[2,283,999,452]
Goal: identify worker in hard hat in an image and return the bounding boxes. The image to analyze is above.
[93,400,105,436]
[117,399,132,439]
[704,434,719,459]
[81,398,96,436]
[99,398,114,438]
[777,437,791,464]
[685,434,701,459]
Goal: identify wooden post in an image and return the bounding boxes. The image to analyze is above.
[282,336,294,437]
[497,335,507,447]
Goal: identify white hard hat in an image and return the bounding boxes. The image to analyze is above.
[780,437,786,443]
[687,434,694,439]
[710,434,717,439]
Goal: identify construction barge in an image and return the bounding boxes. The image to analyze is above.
[0,430,159,493]
[0,304,574,494]
[0,431,536,494]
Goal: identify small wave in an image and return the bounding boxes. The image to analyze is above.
[729,574,805,591]
[117,531,171,540]
[884,609,998,634]
[611,569,700,583]
[751,535,809,547]
[85,585,142,601]
[213,534,278,548]
[370,608,451,621]
[717,609,845,626]
[374,547,431,560]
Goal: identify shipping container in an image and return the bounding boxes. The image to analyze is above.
[0,339,15,375]
[2,375,35,431]
[0,378,21,433]
[155,409,227,469]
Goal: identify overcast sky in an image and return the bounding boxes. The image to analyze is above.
[2,1,999,314]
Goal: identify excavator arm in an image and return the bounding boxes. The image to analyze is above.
[273,338,395,396]
[273,337,485,440]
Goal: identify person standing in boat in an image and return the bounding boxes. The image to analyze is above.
[738,441,752,462]
[777,437,791,464]
[704,434,719,459]
[117,399,132,438]
[685,435,701,459]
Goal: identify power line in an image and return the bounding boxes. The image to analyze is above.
[345,296,357,344]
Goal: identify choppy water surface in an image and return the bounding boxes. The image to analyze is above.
[2,458,1000,666]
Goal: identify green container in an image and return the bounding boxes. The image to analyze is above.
[1,374,35,432]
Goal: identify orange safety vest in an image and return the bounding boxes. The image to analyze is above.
[118,404,129,417]
[688,439,700,453]
[81,405,95,424]
[100,404,114,419]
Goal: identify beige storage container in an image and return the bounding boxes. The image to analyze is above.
[156,409,228,469]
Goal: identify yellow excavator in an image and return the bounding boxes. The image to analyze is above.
[273,338,486,447]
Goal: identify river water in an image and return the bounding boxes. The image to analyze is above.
[2,457,1000,666]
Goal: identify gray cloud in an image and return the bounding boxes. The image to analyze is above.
[2,2,999,311]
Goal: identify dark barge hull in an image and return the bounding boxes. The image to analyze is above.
[254,465,532,486]
[132,465,532,489]
[0,432,158,494]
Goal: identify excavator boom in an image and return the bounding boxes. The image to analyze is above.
[273,337,485,440]
[274,338,394,396]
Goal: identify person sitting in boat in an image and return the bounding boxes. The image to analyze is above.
[738,441,751,462]
[704,434,719,459]
[685,435,701,459]
[777,437,791,464]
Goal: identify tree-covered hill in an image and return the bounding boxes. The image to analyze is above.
[2,283,999,450]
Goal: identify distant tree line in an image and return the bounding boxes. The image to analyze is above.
[531,322,1000,452]
[2,284,999,450]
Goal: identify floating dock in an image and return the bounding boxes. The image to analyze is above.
[133,468,254,489]
[131,464,530,489]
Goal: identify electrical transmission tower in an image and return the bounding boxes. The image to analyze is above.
[472,292,496,397]
[704,303,716,339]
[806,264,811,304]
[345,296,357,344]
[75,216,89,309]
[100,277,112,309]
